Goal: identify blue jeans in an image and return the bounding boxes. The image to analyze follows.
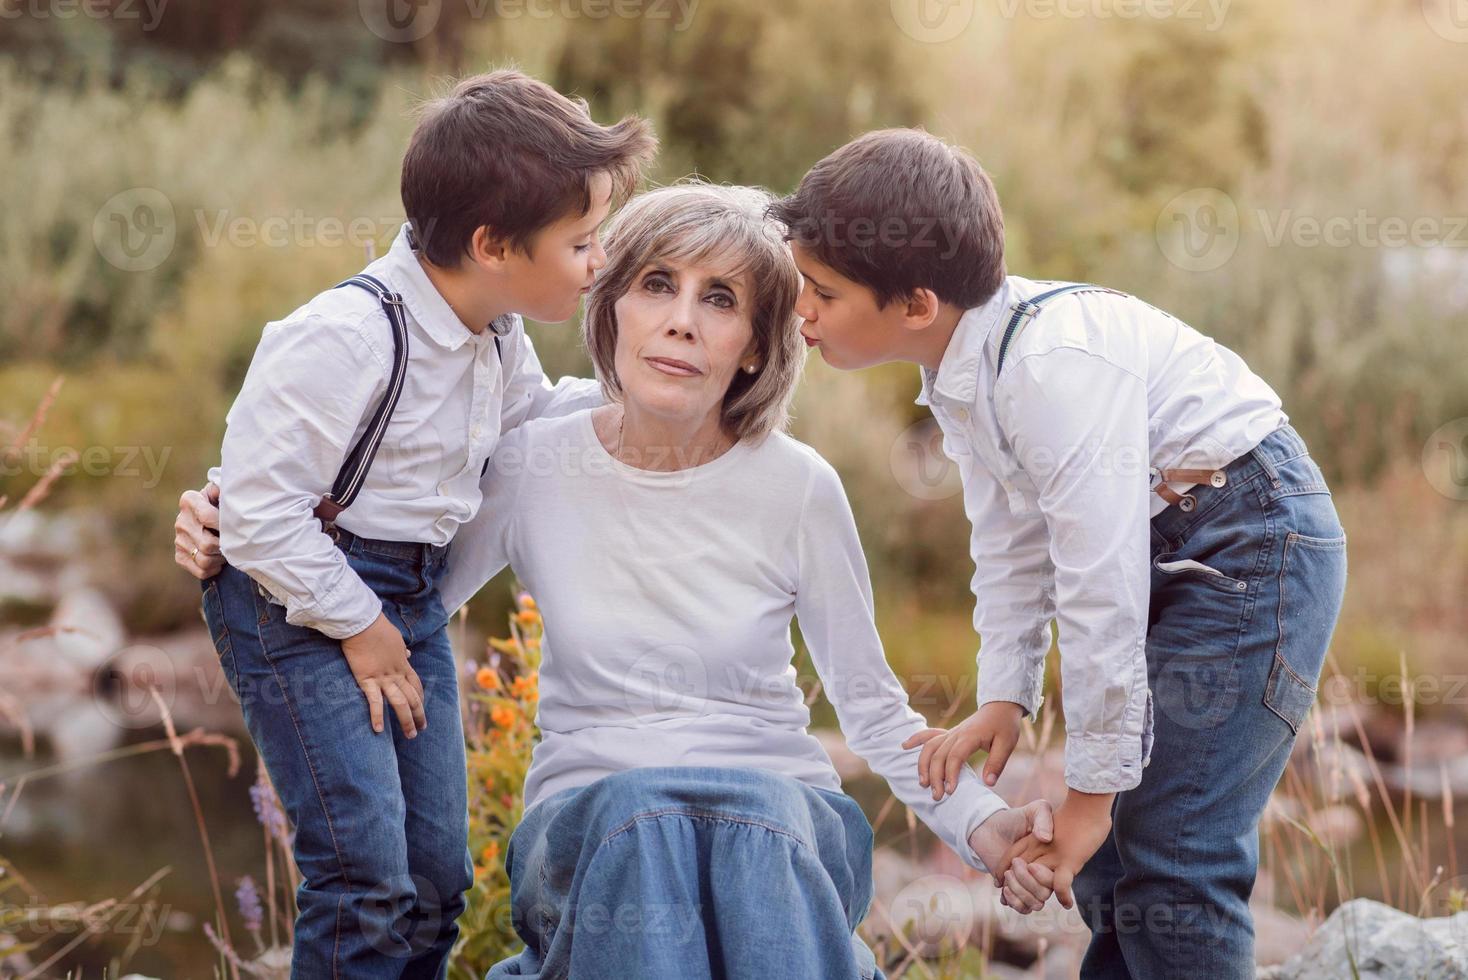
[1073,424,1348,978]
[488,767,885,980]
[201,528,473,979]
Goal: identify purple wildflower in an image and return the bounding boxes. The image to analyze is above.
[250,774,289,842]
[235,875,263,933]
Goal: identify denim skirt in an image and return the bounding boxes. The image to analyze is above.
[486,766,884,980]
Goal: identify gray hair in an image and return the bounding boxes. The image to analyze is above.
[583,180,805,442]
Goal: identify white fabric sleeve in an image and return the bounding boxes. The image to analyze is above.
[793,458,1008,871]
[963,453,1057,719]
[438,428,530,613]
[497,322,604,435]
[995,347,1155,794]
[216,314,387,640]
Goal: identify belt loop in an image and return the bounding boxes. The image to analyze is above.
[1250,443,1282,488]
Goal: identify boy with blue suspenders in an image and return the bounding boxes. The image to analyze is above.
[772,129,1348,978]
[187,72,654,977]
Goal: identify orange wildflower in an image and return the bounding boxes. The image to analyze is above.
[475,668,501,691]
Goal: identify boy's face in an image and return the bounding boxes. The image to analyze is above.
[498,170,616,324]
[790,242,909,370]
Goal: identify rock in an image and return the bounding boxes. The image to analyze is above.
[991,748,1067,810]
[1258,898,1468,979]
[1253,903,1316,968]
[49,587,127,669]
[1380,755,1468,801]
[244,945,291,979]
[0,556,50,604]
[866,845,1089,971]
[128,629,244,733]
[0,509,87,562]
[1306,804,1365,848]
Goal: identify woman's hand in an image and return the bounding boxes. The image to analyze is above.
[903,700,1025,799]
[175,482,225,579]
[996,789,1115,909]
[969,799,1058,913]
[341,613,428,737]
[967,798,1053,880]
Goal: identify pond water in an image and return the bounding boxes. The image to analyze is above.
[2,729,266,979]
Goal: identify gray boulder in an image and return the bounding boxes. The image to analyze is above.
[1259,898,1468,979]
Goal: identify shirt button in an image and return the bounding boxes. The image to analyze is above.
[470,425,482,439]
[957,408,971,422]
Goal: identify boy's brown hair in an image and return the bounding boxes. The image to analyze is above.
[401,70,657,268]
[770,128,1006,310]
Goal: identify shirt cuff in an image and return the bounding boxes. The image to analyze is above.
[945,777,1010,873]
[280,568,383,640]
[976,652,1047,720]
[1062,690,1155,794]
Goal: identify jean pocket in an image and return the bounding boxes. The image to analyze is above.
[1154,555,1250,596]
[1263,655,1315,734]
[1264,531,1348,733]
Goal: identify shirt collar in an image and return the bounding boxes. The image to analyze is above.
[915,278,1013,407]
[375,223,515,352]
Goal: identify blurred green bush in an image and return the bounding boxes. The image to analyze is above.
[3,0,1465,637]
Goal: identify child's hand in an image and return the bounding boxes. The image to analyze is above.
[997,789,1115,909]
[903,701,1024,799]
[341,613,428,738]
[175,482,225,579]
[1000,853,1056,913]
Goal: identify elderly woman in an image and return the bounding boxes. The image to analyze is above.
[177,183,1055,978]
[446,183,1055,978]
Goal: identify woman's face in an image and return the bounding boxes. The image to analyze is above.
[612,254,758,432]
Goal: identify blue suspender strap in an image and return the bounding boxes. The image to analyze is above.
[994,283,1124,376]
[313,273,410,525]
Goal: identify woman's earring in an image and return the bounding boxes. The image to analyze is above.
[744,363,759,374]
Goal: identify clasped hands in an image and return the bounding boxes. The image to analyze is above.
[907,701,1113,914]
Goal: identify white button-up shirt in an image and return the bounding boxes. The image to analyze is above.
[919,277,1286,794]
[439,411,1009,870]
[212,224,602,639]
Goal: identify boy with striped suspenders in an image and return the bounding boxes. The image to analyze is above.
[773,130,1348,979]
[187,72,654,977]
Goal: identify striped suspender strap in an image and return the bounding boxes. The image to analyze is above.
[313,274,410,525]
[994,283,1124,377]
[992,282,1229,513]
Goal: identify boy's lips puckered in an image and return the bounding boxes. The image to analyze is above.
[801,332,820,347]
